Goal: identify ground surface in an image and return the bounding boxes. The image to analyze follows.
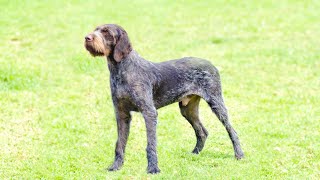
[0,0,319,179]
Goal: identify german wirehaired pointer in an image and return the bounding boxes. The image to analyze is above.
[84,24,244,174]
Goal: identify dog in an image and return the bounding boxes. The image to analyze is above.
[84,24,244,174]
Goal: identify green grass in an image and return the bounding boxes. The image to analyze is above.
[1,0,319,179]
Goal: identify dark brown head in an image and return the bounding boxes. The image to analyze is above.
[84,24,132,62]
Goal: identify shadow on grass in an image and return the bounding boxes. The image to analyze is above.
[199,151,234,160]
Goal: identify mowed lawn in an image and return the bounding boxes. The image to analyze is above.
[1,0,319,179]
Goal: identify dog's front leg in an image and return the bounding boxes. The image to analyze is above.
[129,85,161,174]
[108,107,132,171]
[142,106,160,174]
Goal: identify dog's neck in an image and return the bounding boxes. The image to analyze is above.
[106,50,139,73]
[107,49,138,62]
[106,50,161,89]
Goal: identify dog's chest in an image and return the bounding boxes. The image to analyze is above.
[110,75,131,99]
[115,86,130,99]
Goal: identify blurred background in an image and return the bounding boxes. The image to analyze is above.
[0,0,319,178]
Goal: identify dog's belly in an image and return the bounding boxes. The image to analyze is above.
[153,82,200,109]
[153,95,195,109]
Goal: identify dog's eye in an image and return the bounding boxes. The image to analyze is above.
[101,28,108,33]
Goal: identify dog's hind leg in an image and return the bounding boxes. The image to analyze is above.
[206,93,244,159]
[179,95,208,154]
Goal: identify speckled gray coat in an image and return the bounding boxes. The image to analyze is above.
[84,24,244,174]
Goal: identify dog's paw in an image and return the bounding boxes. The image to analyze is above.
[108,165,120,171]
[108,161,123,171]
[192,147,200,154]
[235,153,244,160]
[147,166,161,174]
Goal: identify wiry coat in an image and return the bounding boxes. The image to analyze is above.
[85,24,244,174]
[109,50,221,110]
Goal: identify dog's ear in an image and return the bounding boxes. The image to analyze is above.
[113,28,132,62]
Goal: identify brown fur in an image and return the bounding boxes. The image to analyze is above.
[84,24,132,62]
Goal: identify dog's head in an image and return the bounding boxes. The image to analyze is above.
[84,24,132,62]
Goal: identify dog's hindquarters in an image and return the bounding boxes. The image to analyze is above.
[173,58,244,158]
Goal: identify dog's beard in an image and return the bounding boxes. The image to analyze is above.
[85,44,105,56]
[85,36,108,57]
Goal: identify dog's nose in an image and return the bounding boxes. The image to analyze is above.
[85,35,93,42]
